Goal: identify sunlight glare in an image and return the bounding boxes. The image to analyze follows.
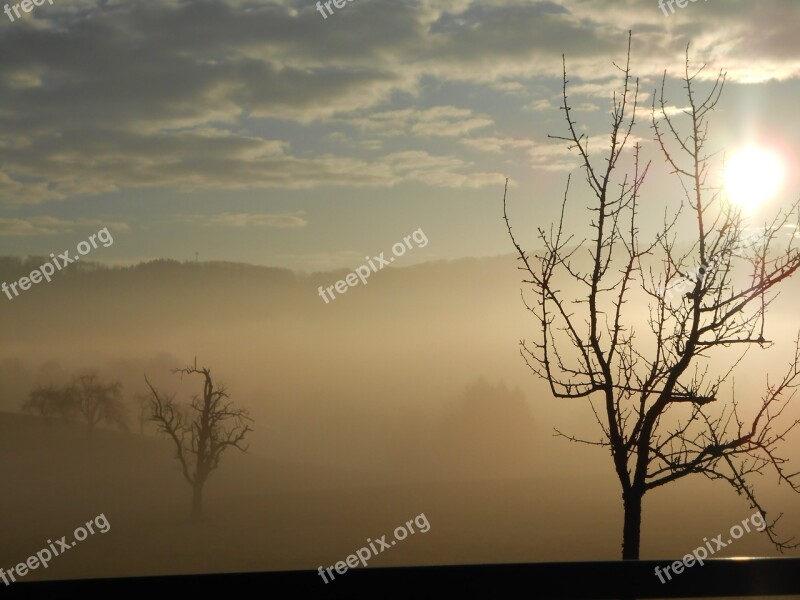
[724,146,785,211]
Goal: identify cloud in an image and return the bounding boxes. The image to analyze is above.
[524,98,557,111]
[653,104,692,118]
[335,105,494,138]
[0,216,130,236]
[461,137,536,154]
[181,212,309,228]
[460,136,579,171]
[527,141,584,172]
[0,171,65,206]
[0,125,503,203]
[379,151,503,188]
[0,0,798,204]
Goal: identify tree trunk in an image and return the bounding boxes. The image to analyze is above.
[622,488,643,559]
[191,481,204,522]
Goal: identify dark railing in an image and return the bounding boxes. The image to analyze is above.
[9,558,800,598]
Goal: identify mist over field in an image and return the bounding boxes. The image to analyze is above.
[1,254,799,580]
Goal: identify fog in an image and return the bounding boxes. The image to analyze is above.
[1,253,799,580]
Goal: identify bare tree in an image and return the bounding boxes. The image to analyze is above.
[22,386,75,422]
[145,360,252,522]
[503,34,800,559]
[71,374,129,436]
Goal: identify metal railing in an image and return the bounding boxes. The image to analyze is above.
[12,558,800,598]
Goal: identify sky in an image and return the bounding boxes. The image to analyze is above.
[0,0,799,271]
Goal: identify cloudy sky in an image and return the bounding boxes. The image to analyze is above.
[0,0,798,271]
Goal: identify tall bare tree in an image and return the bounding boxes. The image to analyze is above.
[504,34,800,559]
[145,360,252,522]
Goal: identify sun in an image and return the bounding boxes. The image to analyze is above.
[724,146,785,211]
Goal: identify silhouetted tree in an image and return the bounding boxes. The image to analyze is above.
[504,35,800,559]
[22,386,75,421]
[71,374,128,436]
[145,360,252,522]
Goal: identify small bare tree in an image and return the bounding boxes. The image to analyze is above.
[145,360,252,522]
[504,34,800,559]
